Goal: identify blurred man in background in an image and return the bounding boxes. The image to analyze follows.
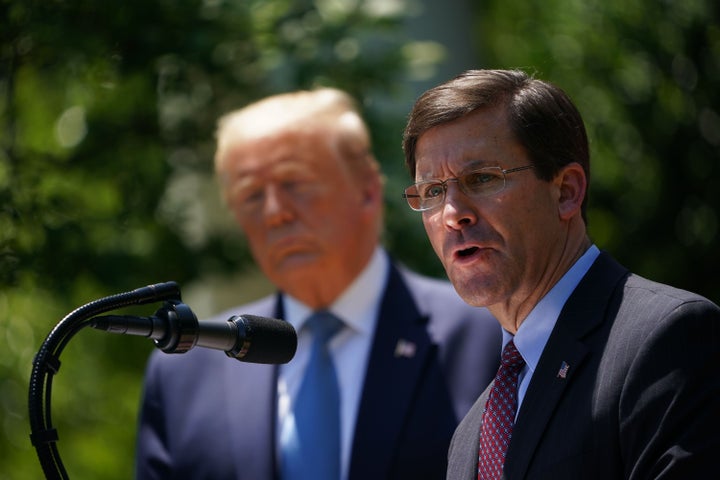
[135,87,501,480]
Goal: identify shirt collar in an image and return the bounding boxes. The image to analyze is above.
[507,244,601,373]
[283,247,389,334]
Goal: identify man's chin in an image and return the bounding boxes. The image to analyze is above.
[272,252,323,275]
[447,270,500,307]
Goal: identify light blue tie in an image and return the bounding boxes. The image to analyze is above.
[282,311,343,480]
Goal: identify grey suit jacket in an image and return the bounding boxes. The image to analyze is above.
[447,252,720,480]
[136,261,502,480]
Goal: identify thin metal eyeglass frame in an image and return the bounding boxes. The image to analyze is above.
[402,164,535,212]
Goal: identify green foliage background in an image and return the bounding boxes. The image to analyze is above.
[475,0,720,300]
[1,0,718,478]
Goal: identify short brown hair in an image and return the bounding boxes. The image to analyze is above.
[403,69,590,218]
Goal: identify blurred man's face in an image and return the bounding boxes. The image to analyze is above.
[219,128,379,307]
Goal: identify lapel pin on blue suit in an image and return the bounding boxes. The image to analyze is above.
[557,361,570,379]
[394,339,416,358]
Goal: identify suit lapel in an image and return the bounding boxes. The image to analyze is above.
[461,384,493,479]
[225,361,278,479]
[503,253,628,479]
[504,328,589,478]
[348,265,435,480]
[226,296,286,479]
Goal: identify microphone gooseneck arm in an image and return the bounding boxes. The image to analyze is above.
[28,281,297,480]
[28,281,183,480]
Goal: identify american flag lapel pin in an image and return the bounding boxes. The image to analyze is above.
[394,339,417,358]
[557,361,570,379]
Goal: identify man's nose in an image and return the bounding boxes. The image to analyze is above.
[441,182,477,228]
[262,184,293,224]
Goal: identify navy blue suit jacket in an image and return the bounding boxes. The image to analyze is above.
[136,262,501,479]
[447,252,720,479]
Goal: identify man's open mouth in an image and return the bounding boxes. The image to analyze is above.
[457,246,479,257]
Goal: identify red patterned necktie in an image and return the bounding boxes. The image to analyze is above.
[477,340,525,480]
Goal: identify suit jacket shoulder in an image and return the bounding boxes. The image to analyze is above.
[507,253,719,479]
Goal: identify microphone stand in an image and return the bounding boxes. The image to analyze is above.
[28,281,183,480]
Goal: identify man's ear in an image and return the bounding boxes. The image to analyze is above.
[556,162,587,220]
[360,156,384,208]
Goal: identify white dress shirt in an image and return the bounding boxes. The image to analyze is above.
[277,247,389,480]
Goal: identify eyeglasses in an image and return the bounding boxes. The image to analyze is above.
[402,165,534,212]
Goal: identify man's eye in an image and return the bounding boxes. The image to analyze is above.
[230,186,263,206]
[283,179,320,198]
[464,171,500,188]
[421,183,444,199]
[282,180,304,193]
[245,190,264,203]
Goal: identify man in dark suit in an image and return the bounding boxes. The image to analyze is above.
[401,69,720,479]
[135,88,501,480]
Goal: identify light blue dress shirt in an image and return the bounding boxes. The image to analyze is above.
[506,244,600,415]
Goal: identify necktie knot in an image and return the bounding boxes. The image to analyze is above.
[500,340,524,370]
[305,310,344,344]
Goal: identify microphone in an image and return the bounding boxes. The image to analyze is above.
[90,301,297,364]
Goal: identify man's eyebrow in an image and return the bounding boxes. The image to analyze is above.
[464,159,493,169]
[416,160,493,181]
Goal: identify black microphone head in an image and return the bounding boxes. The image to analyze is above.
[226,315,297,364]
